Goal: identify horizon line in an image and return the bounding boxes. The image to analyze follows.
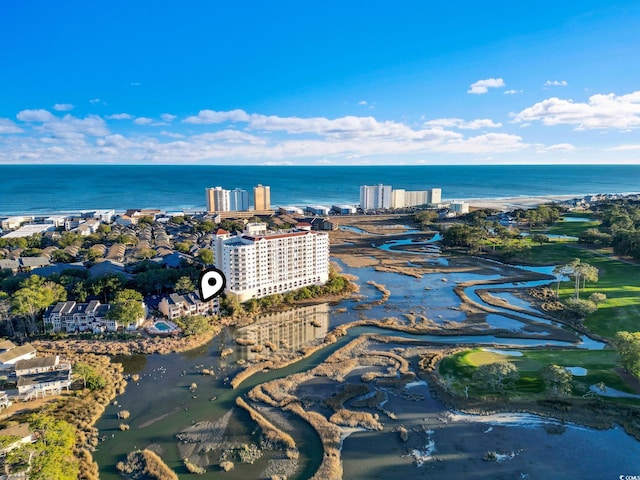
[2,162,640,167]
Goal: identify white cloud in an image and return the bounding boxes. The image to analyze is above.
[134,117,153,125]
[43,114,109,136]
[0,108,541,164]
[183,109,251,124]
[504,89,522,95]
[436,133,529,154]
[609,144,640,151]
[89,98,101,104]
[0,118,23,134]
[538,143,576,152]
[95,134,134,149]
[130,82,142,87]
[260,161,295,166]
[513,90,640,130]
[17,109,56,122]
[467,78,505,94]
[160,130,185,138]
[53,103,74,111]
[358,100,368,106]
[106,113,133,120]
[161,113,176,122]
[16,110,109,138]
[424,118,502,130]
[544,80,568,87]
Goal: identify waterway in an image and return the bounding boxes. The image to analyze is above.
[94,245,636,479]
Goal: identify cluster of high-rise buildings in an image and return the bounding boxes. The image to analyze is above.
[206,184,271,214]
[359,184,441,210]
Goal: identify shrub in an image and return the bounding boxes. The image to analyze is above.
[118,410,130,419]
[220,460,234,472]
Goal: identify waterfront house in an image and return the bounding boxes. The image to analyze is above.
[44,299,145,333]
[0,344,37,371]
[17,368,72,400]
[158,292,219,320]
[0,423,34,453]
[15,356,62,376]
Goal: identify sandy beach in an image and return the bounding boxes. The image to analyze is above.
[460,194,579,211]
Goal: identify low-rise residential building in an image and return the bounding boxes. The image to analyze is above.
[306,205,331,216]
[0,344,36,371]
[0,391,12,410]
[82,209,115,223]
[331,204,357,215]
[0,259,20,273]
[17,369,72,400]
[43,300,145,333]
[158,292,219,320]
[0,216,30,231]
[0,340,16,353]
[1,224,55,239]
[72,218,101,236]
[17,256,50,271]
[279,206,304,215]
[449,201,470,215]
[0,423,33,452]
[15,356,62,376]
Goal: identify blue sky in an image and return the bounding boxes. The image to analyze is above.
[1,1,640,165]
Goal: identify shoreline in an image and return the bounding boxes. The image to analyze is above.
[2,191,638,218]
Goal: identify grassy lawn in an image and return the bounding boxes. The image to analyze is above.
[544,215,600,238]
[439,348,634,398]
[517,242,640,339]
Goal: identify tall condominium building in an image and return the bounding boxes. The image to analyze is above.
[206,187,230,213]
[206,187,249,213]
[253,184,271,211]
[390,188,442,208]
[404,190,429,207]
[213,224,329,302]
[229,188,249,211]
[360,184,392,210]
[391,189,406,209]
[429,188,442,205]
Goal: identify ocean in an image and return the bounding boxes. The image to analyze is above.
[1,164,639,215]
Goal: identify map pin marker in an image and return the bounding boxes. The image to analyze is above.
[198,268,226,302]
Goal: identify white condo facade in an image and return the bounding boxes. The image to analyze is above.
[360,184,392,210]
[206,187,249,213]
[213,224,329,302]
[362,185,442,209]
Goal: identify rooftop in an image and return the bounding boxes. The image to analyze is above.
[15,356,59,371]
[17,369,71,387]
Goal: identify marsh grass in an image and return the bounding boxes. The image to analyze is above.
[116,449,178,480]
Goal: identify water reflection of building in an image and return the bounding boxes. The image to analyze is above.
[235,304,329,360]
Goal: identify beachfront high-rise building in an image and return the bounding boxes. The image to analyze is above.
[206,187,230,213]
[206,187,249,213]
[404,190,429,208]
[360,184,392,210]
[213,224,329,302]
[391,189,406,209]
[229,188,249,211]
[253,184,271,211]
[429,188,442,205]
[388,187,443,209]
